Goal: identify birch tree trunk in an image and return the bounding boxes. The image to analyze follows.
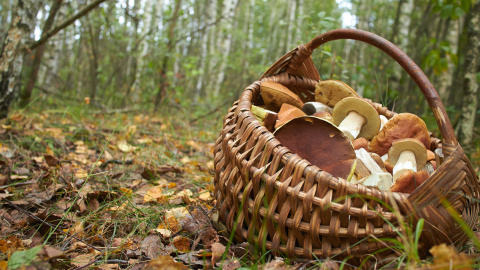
[213,0,238,97]
[20,0,63,107]
[458,1,480,147]
[194,0,210,102]
[0,0,41,119]
[130,0,159,103]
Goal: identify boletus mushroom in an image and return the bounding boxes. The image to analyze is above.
[302,101,332,115]
[260,81,303,112]
[332,97,381,140]
[388,138,427,181]
[315,80,359,107]
[390,170,429,193]
[274,116,356,179]
[275,103,306,129]
[370,113,431,156]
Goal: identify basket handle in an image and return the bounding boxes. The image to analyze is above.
[298,28,457,146]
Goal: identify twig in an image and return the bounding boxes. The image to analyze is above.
[4,200,102,252]
[99,159,133,169]
[0,180,36,190]
[72,259,129,270]
[27,0,111,51]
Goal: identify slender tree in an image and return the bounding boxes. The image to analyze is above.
[458,0,480,147]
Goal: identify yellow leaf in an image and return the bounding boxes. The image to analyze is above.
[46,145,54,155]
[119,188,133,196]
[144,186,165,203]
[430,244,473,270]
[145,255,188,270]
[198,190,213,201]
[74,168,89,178]
[117,140,136,153]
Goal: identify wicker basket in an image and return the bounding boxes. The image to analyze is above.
[213,29,480,262]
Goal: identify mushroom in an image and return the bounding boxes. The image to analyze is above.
[379,115,388,131]
[388,138,427,181]
[332,97,380,140]
[302,101,332,115]
[274,116,356,179]
[312,111,333,122]
[260,81,303,112]
[370,113,431,156]
[274,103,306,129]
[352,137,369,151]
[358,173,393,191]
[315,80,359,107]
[353,148,393,190]
[390,170,429,193]
[251,105,277,132]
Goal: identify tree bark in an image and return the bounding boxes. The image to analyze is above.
[458,1,480,147]
[0,0,41,119]
[213,0,238,97]
[20,0,63,107]
[154,0,182,110]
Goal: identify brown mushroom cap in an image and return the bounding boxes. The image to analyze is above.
[274,103,307,129]
[260,81,303,112]
[274,116,356,179]
[390,170,429,193]
[352,137,369,151]
[315,80,359,107]
[332,97,381,140]
[388,138,428,171]
[370,113,431,156]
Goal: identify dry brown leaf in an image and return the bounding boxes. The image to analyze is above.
[429,243,473,270]
[44,154,59,166]
[211,242,226,266]
[74,168,89,179]
[141,235,162,259]
[145,255,188,270]
[0,261,7,270]
[0,235,23,253]
[172,236,190,252]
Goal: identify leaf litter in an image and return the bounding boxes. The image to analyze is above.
[0,111,476,269]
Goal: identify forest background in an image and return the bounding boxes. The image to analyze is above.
[1,0,480,268]
[1,0,480,157]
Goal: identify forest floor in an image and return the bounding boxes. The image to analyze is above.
[0,107,478,269]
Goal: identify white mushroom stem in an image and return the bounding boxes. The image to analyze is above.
[379,115,388,131]
[392,150,417,181]
[338,111,366,140]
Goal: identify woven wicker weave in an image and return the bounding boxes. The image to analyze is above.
[213,29,480,262]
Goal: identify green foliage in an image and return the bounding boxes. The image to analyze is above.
[8,246,42,269]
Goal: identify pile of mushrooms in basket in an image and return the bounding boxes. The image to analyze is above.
[253,80,438,194]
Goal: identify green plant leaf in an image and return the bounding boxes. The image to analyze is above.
[8,246,42,269]
[440,4,454,18]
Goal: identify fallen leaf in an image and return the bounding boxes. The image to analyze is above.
[211,242,226,266]
[198,190,213,201]
[118,140,136,152]
[430,244,473,270]
[145,255,188,270]
[172,236,190,252]
[144,186,167,203]
[141,235,162,259]
[74,168,89,178]
[44,154,59,166]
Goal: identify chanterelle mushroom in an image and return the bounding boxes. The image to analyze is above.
[388,138,427,181]
[332,97,380,140]
[274,116,356,179]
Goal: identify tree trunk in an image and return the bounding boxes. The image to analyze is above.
[213,0,238,97]
[130,0,159,103]
[154,0,182,110]
[458,1,480,147]
[0,0,41,119]
[20,0,63,107]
